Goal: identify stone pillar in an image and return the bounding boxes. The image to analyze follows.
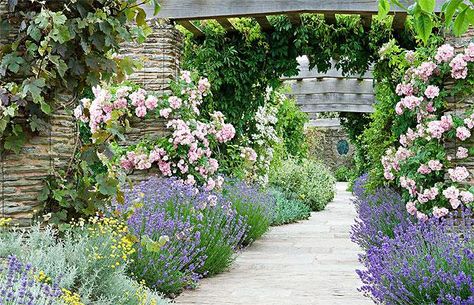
[445,30,474,186]
[119,19,182,182]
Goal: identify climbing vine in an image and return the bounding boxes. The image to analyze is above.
[0,0,159,153]
[182,14,404,136]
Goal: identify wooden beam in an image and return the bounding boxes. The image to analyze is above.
[287,13,301,26]
[151,0,444,21]
[289,78,374,95]
[177,20,203,36]
[392,12,407,30]
[300,104,374,113]
[306,118,341,127]
[215,17,234,31]
[254,16,272,30]
[282,57,373,80]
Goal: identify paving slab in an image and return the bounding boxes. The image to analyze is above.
[174,182,370,305]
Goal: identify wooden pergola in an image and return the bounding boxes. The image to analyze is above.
[146,0,443,120]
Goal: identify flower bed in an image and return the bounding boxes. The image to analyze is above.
[352,175,474,304]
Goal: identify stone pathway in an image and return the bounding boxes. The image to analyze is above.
[175,182,370,305]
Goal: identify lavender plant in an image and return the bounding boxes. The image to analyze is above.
[118,177,247,295]
[0,255,63,305]
[222,179,276,245]
[0,224,167,305]
[351,174,414,250]
[357,210,474,305]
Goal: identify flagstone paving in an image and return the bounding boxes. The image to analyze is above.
[174,182,370,305]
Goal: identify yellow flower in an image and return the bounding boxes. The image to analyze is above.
[61,288,84,305]
[0,218,12,227]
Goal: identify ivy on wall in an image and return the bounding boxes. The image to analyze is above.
[0,0,159,153]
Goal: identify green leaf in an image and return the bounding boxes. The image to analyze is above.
[4,125,26,154]
[135,8,146,26]
[51,12,67,25]
[444,0,463,27]
[378,0,390,17]
[418,0,436,13]
[453,6,470,36]
[22,78,46,103]
[1,53,25,73]
[40,101,52,114]
[414,13,434,44]
[152,0,161,15]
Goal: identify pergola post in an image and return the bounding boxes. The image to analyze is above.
[445,29,474,186]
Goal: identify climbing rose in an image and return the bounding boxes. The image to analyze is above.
[456,147,469,159]
[448,166,470,182]
[414,61,437,81]
[460,191,474,203]
[135,106,147,118]
[417,164,431,175]
[113,98,128,109]
[456,126,471,141]
[216,124,235,143]
[168,96,182,109]
[159,108,172,118]
[432,207,449,218]
[450,54,468,79]
[406,201,417,215]
[443,186,460,200]
[424,85,439,99]
[428,160,443,171]
[395,83,414,96]
[401,96,422,110]
[435,44,455,63]
[145,96,158,110]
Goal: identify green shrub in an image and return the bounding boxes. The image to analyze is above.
[270,158,336,211]
[0,221,168,305]
[334,165,358,182]
[270,188,311,225]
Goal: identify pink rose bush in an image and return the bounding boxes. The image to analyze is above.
[382,43,474,219]
[75,71,232,188]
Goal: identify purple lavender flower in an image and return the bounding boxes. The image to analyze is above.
[357,210,474,305]
[0,255,63,305]
[351,174,414,250]
[116,176,248,295]
[222,178,276,245]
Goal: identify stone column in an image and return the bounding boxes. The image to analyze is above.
[119,19,183,182]
[445,30,474,186]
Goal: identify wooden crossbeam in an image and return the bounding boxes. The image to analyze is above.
[215,17,234,31]
[152,0,444,20]
[287,13,301,26]
[177,20,203,36]
[254,16,272,30]
[290,78,374,95]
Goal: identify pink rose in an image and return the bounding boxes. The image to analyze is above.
[168,96,182,109]
[432,207,449,218]
[435,44,455,63]
[135,106,147,118]
[159,108,172,118]
[460,191,474,203]
[406,201,417,215]
[456,126,471,141]
[424,85,440,99]
[113,98,128,109]
[456,147,469,159]
[428,160,443,171]
[145,96,158,110]
[448,166,470,182]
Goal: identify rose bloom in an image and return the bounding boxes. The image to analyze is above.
[456,126,471,141]
[448,166,470,182]
[432,207,449,218]
[460,191,474,203]
[159,108,172,118]
[135,106,147,118]
[145,96,158,110]
[456,147,469,159]
[435,44,455,63]
[406,201,417,215]
[428,159,443,171]
[424,85,440,99]
[443,185,460,200]
[417,164,431,175]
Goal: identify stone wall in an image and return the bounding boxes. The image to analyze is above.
[305,119,354,172]
[0,13,183,223]
[445,30,474,187]
[0,110,77,226]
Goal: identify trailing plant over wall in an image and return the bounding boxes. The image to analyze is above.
[0,0,159,153]
[41,71,236,224]
[182,14,399,136]
[381,42,474,219]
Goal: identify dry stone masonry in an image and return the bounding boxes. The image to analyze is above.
[0,13,183,223]
[445,30,474,187]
